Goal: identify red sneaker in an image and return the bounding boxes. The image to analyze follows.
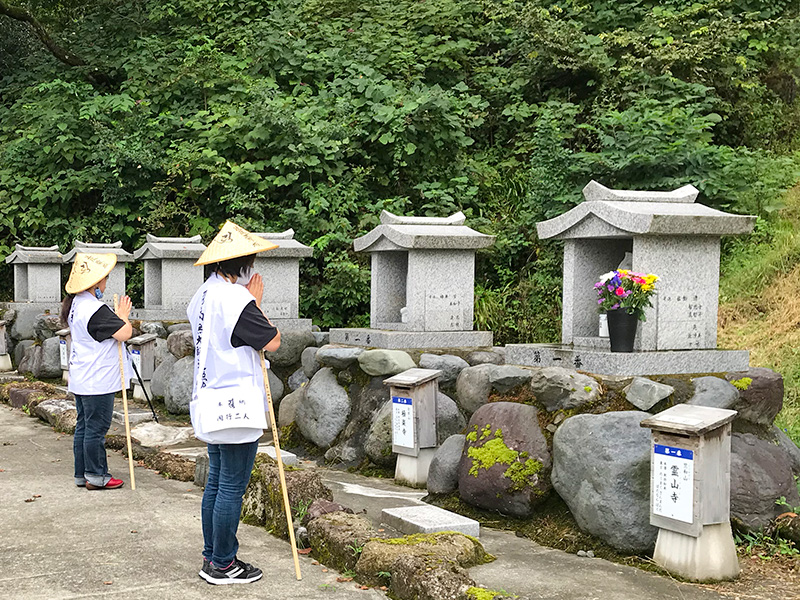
[86,477,124,490]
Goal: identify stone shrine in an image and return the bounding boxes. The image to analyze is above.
[63,241,134,307]
[133,234,206,319]
[4,244,63,303]
[253,229,313,331]
[330,210,495,349]
[507,181,755,375]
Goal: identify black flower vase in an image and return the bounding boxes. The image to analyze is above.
[606,308,640,352]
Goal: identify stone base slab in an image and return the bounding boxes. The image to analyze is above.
[0,354,11,372]
[330,328,493,349]
[112,405,155,427]
[653,523,739,581]
[270,318,312,331]
[505,344,749,376]
[130,309,191,323]
[381,505,480,538]
[394,448,437,488]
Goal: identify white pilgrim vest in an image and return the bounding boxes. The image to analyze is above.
[68,291,132,396]
[187,273,267,445]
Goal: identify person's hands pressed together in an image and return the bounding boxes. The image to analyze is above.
[246,273,263,306]
[115,295,132,322]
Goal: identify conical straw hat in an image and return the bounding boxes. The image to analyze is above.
[194,221,279,266]
[66,253,117,294]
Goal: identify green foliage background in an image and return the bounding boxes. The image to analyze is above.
[2,0,800,340]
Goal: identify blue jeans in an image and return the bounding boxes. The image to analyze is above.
[73,392,116,486]
[202,441,259,567]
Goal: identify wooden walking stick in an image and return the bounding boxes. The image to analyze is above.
[113,294,136,491]
[259,353,302,580]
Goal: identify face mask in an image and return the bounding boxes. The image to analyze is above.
[94,287,104,300]
[236,267,254,286]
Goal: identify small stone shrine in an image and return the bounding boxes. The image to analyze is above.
[253,229,313,331]
[63,241,134,307]
[4,244,63,303]
[133,234,206,318]
[507,181,755,375]
[330,210,495,349]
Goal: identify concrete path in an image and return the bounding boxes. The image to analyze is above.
[0,404,725,600]
[0,405,383,600]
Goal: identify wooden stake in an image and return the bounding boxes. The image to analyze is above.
[259,353,302,580]
[113,294,136,490]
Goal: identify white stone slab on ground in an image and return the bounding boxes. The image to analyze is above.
[381,504,480,538]
[257,444,299,466]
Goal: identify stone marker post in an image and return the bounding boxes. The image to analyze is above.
[640,404,739,581]
[126,333,157,401]
[384,368,441,487]
[0,320,11,371]
[56,328,71,383]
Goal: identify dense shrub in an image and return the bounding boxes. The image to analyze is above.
[1,0,799,340]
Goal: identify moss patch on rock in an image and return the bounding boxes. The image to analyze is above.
[465,425,543,492]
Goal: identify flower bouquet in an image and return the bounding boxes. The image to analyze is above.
[595,270,658,352]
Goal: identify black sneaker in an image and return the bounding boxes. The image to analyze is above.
[199,558,212,580]
[201,558,262,585]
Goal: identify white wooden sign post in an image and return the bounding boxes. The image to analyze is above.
[641,404,739,581]
[384,368,441,488]
[56,328,71,384]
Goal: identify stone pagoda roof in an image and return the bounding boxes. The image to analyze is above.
[537,181,755,240]
[4,244,63,264]
[254,229,313,258]
[354,211,495,252]
[63,240,134,263]
[133,234,206,260]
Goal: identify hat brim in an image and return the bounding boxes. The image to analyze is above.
[193,242,279,266]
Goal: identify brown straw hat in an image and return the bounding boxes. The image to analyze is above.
[194,221,278,266]
[65,253,117,294]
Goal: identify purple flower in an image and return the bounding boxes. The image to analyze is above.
[597,299,603,304]
[607,285,614,292]
[611,303,620,310]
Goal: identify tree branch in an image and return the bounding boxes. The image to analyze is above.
[0,0,87,67]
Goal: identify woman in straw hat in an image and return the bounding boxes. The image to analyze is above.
[60,253,133,490]
[188,221,281,585]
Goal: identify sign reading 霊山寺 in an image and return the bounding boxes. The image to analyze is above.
[392,396,414,449]
[652,444,694,524]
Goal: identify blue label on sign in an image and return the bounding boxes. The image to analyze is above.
[654,444,693,460]
[133,349,140,355]
[392,396,412,405]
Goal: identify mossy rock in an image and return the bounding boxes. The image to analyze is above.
[356,532,494,582]
[242,454,332,537]
[390,554,475,600]
[307,511,376,572]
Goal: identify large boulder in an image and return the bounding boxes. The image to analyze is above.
[458,402,551,517]
[455,364,494,416]
[242,454,333,538]
[436,391,466,444]
[10,307,41,340]
[150,353,177,399]
[724,367,784,426]
[624,377,674,411]
[17,343,38,375]
[14,340,35,367]
[301,346,321,379]
[364,400,395,467]
[325,375,390,465]
[466,349,504,366]
[166,330,194,359]
[34,337,62,379]
[358,349,416,377]
[296,368,351,448]
[419,353,469,387]
[774,426,800,477]
[33,314,62,341]
[267,369,284,402]
[154,337,169,369]
[731,432,800,531]
[687,376,739,409]
[316,345,364,369]
[390,555,474,600]
[265,330,315,367]
[164,356,193,414]
[166,323,191,334]
[551,411,656,553]
[489,365,533,393]
[427,434,465,494]
[278,387,304,428]
[140,321,168,338]
[287,367,309,392]
[529,367,601,412]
